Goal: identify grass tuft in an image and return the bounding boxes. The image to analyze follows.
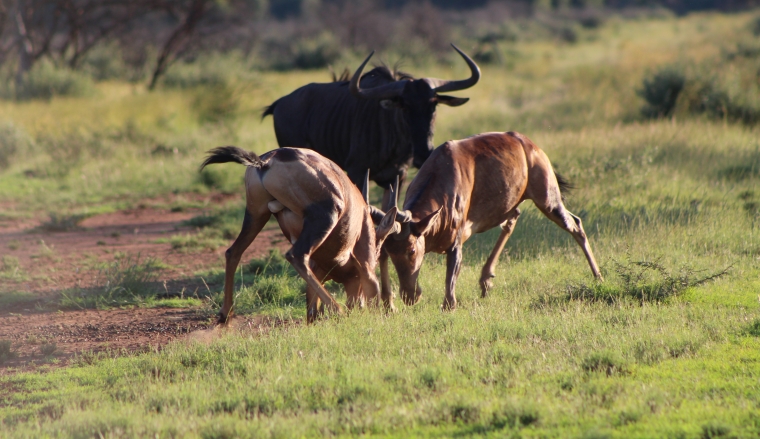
[701,422,733,439]
[60,253,165,309]
[581,351,628,376]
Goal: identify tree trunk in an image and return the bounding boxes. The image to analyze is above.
[14,0,33,91]
[148,0,208,90]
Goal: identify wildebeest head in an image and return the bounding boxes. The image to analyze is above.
[350,44,480,169]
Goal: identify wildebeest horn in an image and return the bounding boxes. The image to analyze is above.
[425,44,481,93]
[350,51,407,100]
[362,169,370,204]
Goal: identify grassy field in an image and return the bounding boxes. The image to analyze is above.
[2,10,760,438]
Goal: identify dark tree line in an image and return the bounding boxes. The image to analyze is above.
[1,0,264,89]
[1,0,757,92]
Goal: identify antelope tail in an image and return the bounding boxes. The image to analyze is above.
[554,171,574,201]
[200,146,263,171]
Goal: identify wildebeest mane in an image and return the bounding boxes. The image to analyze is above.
[333,63,415,88]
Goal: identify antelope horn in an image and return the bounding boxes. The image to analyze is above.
[391,175,413,224]
[393,175,400,209]
[362,169,370,204]
[350,51,407,100]
[425,44,481,93]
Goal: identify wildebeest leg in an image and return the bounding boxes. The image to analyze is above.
[285,207,344,316]
[220,209,271,324]
[479,208,521,298]
[443,243,463,310]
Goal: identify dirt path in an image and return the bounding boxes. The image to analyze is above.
[0,308,294,376]
[0,198,290,374]
[0,203,286,298]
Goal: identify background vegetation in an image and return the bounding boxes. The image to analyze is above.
[1,2,760,438]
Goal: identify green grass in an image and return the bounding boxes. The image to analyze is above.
[1,10,760,438]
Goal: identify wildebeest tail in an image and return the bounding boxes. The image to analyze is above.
[554,171,574,201]
[261,99,278,120]
[200,146,263,171]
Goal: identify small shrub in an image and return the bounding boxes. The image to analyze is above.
[16,60,96,100]
[81,42,127,81]
[0,255,24,280]
[419,368,441,390]
[0,340,16,364]
[36,212,91,232]
[0,122,32,170]
[268,33,341,71]
[102,254,162,294]
[193,84,240,124]
[162,53,254,89]
[39,342,58,356]
[701,422,733,439]
[196,167,228,191]
[561,256,730,305]
[638,66,685,118]
[447,401,481,424]
[745,319,760,337]
[61,254,163,308]
[751,15,760,36]
[490,401,540,429]
[582,351,628,376]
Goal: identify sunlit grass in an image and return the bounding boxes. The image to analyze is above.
[1,10,760,438]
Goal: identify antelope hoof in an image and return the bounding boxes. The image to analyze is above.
[479,276,494,298]
[441,298,457,311]
[330,303,345,316]
[216,312,230,326]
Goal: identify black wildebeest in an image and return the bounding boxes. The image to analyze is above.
[200,147,399,324]
[262,44,480,209]
[378,132,603,310]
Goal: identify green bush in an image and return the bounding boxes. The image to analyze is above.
[267,32,341,71]
[192,84,241,124]
[16,60,96,100]
[81,43,127,81]
[162,53,255,89]
[640,61,760,125]
[638,66,685,118]
[0,122,32,170]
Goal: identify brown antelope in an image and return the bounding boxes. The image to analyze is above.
[200,146,398,324]
[378,131,603,310]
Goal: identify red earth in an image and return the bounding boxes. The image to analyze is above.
[0,195,290,375]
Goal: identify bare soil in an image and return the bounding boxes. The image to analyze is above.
[0,197,290,375]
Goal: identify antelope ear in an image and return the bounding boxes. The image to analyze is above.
[376,207,400,243]
[411,207,442,237]
[437,95,469,107]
